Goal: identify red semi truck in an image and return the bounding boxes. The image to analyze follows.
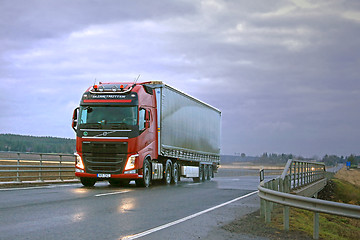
[72,81,221,187]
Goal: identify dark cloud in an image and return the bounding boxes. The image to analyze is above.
[0,0,197,51]
[1,0,359,157]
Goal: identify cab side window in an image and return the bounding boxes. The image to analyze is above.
[139,109,146,131]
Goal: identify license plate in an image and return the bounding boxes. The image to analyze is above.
[97,173,111,178]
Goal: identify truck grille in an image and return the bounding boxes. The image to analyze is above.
[82,142,128,174]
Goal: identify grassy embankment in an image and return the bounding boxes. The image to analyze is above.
[270,167,360,240]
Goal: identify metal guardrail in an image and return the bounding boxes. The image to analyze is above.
[281,159,326,190]
[258,159,360,239]
[0,151,76,182]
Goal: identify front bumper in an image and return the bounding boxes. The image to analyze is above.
[75,172,142,179]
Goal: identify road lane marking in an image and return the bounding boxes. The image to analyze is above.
[187,183,202,186]
[120,190,259,240]
[95,190,130,197]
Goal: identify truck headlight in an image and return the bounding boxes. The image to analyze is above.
[125,154,138,171]
[75,153,85,170]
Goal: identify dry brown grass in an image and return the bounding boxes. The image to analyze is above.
[334,166,360,187]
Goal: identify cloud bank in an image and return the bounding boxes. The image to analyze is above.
[1,0,360,157]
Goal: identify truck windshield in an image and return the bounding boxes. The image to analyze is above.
[79,106,137,126]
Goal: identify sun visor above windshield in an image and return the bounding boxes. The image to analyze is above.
[80,92,138,106]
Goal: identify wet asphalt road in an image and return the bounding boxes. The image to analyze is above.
[0,169,277,240]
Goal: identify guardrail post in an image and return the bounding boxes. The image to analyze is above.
[301,162,303,187]
[283,175,288,193]
[297,161,300,188]
[289,162,292,190]
[313,212,319,239]
[283,206,289,231]
[39,154,43,181]
[17,152,21,182]
[293,161,296,188]
[270,181,274,210]
[306,162,310,184]
[260,199,265,218]
[59,155,63,181]
[259,169,265,182]
[265,200,271,223]
[311,164,314,183]
[279,178,283,192]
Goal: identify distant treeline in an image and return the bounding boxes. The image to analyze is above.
[256,152,359,166]
[0,134,75,154]
[221,152,359,166]
[1,134,358,166]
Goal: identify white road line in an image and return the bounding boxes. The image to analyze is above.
[187,183,202,186]
[120,190,259,240]
[95,190,130,197]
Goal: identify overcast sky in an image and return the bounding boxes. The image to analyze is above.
[1,0,359,157]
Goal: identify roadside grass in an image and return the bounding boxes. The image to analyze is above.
[332,178,360,205]
[270,176,360,240]
[271,206,360,240]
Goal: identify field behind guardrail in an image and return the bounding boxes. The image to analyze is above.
[0,151,75,182]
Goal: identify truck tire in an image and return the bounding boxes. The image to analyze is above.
[206,165,211,180]
[171,162,179,184]
[164,160,172,185]
[136,159,151,187]
[199,164,204,181]
[203,165,208,181]
[193,164,203,182]
[80,177,96,187]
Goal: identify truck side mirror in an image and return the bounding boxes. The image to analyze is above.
[72,107,80,131]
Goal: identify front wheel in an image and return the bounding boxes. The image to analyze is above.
[80,177,96,187]
[136,159,151,187]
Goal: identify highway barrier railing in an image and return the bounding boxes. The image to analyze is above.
[258,159,360,239]
[0,151,76,182]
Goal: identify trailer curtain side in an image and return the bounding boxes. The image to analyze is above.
[154,84,221,163]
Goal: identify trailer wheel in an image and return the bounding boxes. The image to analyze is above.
[199,164,204,181]
[193,164,203,182]
[80,177,96,187]
[206,165,211,180]
[171,162,179,184]
[203,165,208,181]
[164,160,172,185]
[136,159,151,187]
